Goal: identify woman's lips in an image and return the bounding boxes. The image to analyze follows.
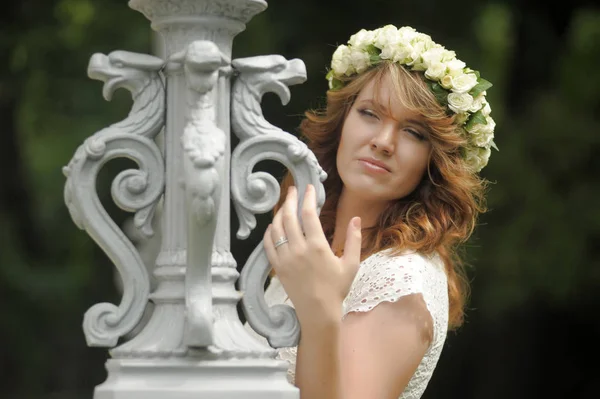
[358,159,391,173]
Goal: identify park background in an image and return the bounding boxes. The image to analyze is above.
[1,0,599,398]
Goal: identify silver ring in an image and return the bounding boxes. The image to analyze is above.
[274,236,289,249]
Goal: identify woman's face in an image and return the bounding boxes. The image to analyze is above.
[336,74,432,204]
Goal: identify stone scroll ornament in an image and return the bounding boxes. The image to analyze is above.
[171,40,229,347]
[232,55,328,348]
[62,51,166,347]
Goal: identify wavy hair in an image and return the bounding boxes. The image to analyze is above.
[275,62,488,330]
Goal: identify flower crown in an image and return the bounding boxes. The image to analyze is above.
[325,25,497,172]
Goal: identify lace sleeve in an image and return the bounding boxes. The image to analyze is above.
[343,251,427,317]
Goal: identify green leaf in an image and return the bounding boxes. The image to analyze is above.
[369,54,382,64]
[469,78,493,98]
[427,81,449,106]
[330,78,344,90]
[465,110,487,130]
[365,44,381,57]
[490,140,499,151]
[325,69,334,80]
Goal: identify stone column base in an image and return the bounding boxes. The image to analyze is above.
[95,358,298,399]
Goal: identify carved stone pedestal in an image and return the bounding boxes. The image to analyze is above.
[95,359,297,399]
[63,1,327,398]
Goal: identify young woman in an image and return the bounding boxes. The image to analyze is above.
[262,25,495,399]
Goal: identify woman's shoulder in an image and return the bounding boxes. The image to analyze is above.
[343,248,448,317]
[360,248,447,279]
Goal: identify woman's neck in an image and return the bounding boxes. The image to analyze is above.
[330,188,389,255]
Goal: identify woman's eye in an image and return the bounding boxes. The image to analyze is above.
[358,109,378,119]
[407,129,425,141]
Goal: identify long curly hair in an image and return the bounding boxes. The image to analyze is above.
[275,62,488,330]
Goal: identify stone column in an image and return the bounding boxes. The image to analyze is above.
[63,0,327,398]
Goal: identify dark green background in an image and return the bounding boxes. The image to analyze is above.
[1,0,599,398]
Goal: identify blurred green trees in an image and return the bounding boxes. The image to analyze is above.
[0,1,598,398]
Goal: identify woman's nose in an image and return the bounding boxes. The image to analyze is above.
[370,125,395,155]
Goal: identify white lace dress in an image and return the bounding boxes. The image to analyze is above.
[248,249,449,399]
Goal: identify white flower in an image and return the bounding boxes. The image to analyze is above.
[466,116,495,147]
[451,73,478,94]
[440,74,454,89]
[408,40,429,70]
[465,146,491,172]
[374,25,400,49]
[350,48,370,73]
[469,92,486,113]
[331,45,354,76]
[446,59,466,76]
[441,49,456,62]
[481,101,491,117]
[425,62,447,80]
[469,127,494,147]
[482,116,496,133]
[447,92,474,113]
[348,29,376,50]
[391,43,413,64]
[421,47,446,68]
[398,26,419,42]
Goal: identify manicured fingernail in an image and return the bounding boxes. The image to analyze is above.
[353,217,361,229]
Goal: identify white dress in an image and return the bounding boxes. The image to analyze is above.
[250,249,449,399]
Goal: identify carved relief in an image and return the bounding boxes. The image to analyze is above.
[63,51,166,347]
[231,55,327,348]
[175,40,229,347]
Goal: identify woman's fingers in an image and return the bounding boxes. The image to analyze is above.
[270,205,291,257]
[281,186,305,246]
[263,225,279,266]
[301,184,328,244]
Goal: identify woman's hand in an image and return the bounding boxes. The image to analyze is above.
[264,184,362,326]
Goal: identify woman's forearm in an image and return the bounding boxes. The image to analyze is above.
[295,305,343,399]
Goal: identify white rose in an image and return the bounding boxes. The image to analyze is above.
[469,92,486,112]
[421,47,446,68]
[374,25,400,49]
[441,49,456,62]
[466,116,495,147]
[398,26,418,42]
[472,130,494,147]
[348,29,376,50]
[350,48,370,74]
[407,40,428,69]
[440,74,454,89]
[481,101,491,117]
[447,92,474,113]
[446,59,466,76]
[464,146,491,172]
[425,62,447,80]
[451,73,479,94]
[331,45,354,76]
[467,123,494,147]
[465,122,485,135]
[391,43,413,63]
[481,116,496,134]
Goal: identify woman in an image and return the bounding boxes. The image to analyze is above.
[262,25,495,399]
